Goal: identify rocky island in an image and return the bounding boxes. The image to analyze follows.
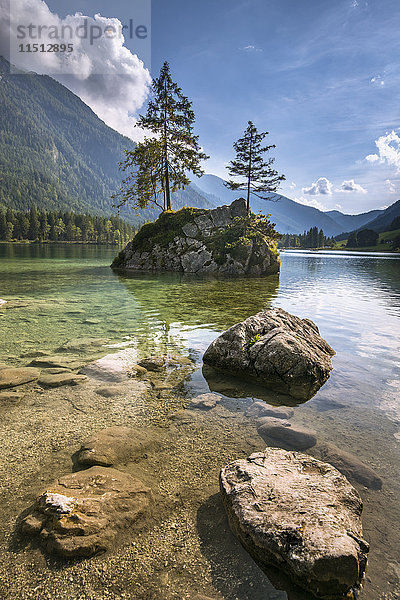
[111,199,281,276]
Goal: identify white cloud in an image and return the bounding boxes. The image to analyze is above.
[294,196,326,210]
[370,75,385,86]
[365,130,400,172]
[289,181,297,189]
[337,179,367,194]
[0,0,151,140]
[241,45,262,52]
[386,179,397,193]
[365,153,379,163]
[302,177,333,195]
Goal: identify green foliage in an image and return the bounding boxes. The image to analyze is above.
[279,227,334,248]
[0,58,131,216]
[248,333,261,347]
[392,234,400,251]
[113,138,165,212]
[207,212,281,264]
[129,207,200,252]
[225,121,285,212]
[0,206,135,244]
[346,229,379,248]
[121,61,209,212]
[389,216,400,231]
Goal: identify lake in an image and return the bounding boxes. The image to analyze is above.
[0,243,399,600]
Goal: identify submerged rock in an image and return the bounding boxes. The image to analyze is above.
[313,443,383,491]
[138,354,193,372]
[203,308,335,400]
[245,401,294,420]
[94,385,128,398]
[76,426,159,467]
[38,373,87,388]
[21,466,151,557]
[111,199,280,277]
[0,367,40,389]
[257,417,317,450]
[80,352,131,382]
[0,390,26,402]
[189,393,221,410]
[56,338,108,353]
[220,448,369,599]
[28,355,88,370]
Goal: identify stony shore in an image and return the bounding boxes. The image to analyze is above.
[0,340,398,599]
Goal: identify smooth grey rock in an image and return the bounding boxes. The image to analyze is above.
[194,214,213,234]
[313,442,383,490]
[229,197,248,218]
[203,307,335,400]
[182,222,199,237]
[220,448,369,599]
[257,417,317,450]
[209,205,232,228]
[76,426,159,467]
[21,466,150,557]
[245,401,294,420]
[0,367,40,389]
[181,248,214,272]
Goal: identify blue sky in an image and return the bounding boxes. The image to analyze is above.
[10,0,400,213]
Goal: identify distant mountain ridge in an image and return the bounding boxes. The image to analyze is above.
[0,56,392,235]
[193,174,384,237]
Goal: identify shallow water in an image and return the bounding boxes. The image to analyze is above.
[0,243,399,600]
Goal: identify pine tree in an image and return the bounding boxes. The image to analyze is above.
[114,138,165,212]
[133,61,208,211]
[225,121,285,213]
[28,205,40,240]
[0,210,7,240]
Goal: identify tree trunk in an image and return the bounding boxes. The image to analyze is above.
[163,78,171,211]
[247,132,253,214]
[165,161,171,211]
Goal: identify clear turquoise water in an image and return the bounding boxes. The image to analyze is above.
[0,243,399,599]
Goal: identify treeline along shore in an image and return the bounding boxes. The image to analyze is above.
[0,206,136,244]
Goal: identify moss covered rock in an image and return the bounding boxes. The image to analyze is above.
[111,199,280,277]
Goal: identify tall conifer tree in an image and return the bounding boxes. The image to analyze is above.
[115,62,208,212]
[225,121,285,212]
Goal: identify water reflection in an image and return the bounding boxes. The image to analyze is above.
[116,271,280,332]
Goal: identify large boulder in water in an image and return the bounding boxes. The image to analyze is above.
[203,307,335,400]
[111,199,280,277]
[220,448,369,600]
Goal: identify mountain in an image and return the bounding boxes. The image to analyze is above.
[356,200,400,233]
[193,174,380,237]
[0,57,213,223]
[325,209,384,232]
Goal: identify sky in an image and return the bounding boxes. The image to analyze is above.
[2,0,400,214]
